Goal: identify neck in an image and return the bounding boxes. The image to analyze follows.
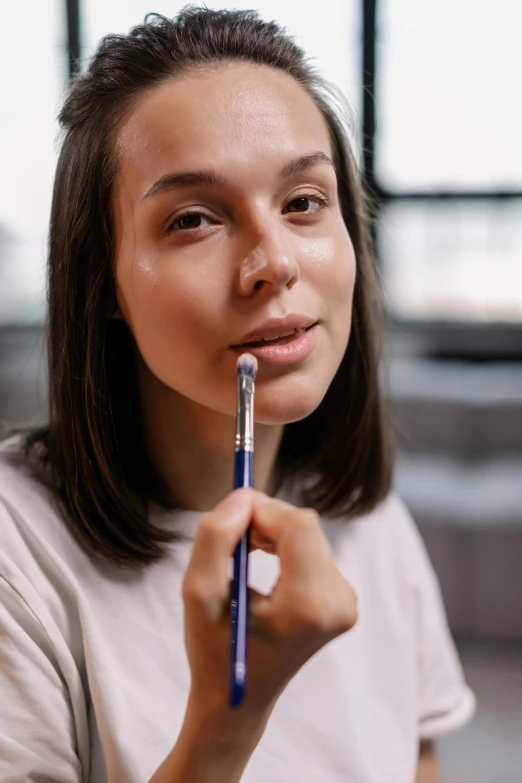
[137,365,284,512]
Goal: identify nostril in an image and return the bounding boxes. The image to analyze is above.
[253,280,264,292]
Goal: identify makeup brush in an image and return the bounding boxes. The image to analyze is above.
[230,352,258,708]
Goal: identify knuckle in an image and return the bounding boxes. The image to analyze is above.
[182,576,209,606]
[197,516,223,546]
[285,590,326,635]
[281,582,359,638]
[300,601,326,633]
[182,576,226,624]
[339,605,358,633]
[335,584,359,632]
[297,507,321,531]
[349,586,360,625]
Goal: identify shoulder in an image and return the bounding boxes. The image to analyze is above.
[0,434,63,540]
[355,489,423,545]
[322,489,431,582]
[0,433,51,492]
[323,489,477,737]
[319,489,447,628]
[372,490,434,573]
[0,437,90,778]
[0,434,91,595]
[0,435,100,665]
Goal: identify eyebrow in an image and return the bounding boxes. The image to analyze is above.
[141,151,334,202]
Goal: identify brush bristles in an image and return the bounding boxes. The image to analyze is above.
[236,352,258,380]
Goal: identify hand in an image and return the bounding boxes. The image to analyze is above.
[181,488,358,743]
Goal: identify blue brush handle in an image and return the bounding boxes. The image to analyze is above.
[229,448,253,707]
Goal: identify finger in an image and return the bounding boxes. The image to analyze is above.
[249,530,276,554]
[250,497,332,582]
[183,488,254,607]
[218,581,276,640]
[247,585,279,641]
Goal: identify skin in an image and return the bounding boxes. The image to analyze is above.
[150,488,359,783]
[112,62,355,510]
[416,741,440,783]
[111,62,440,782]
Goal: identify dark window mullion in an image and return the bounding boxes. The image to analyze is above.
[361,0,380,255]
[66,0,81,79]
[378,190,522,201]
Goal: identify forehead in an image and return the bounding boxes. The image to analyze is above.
[113,62,333,192]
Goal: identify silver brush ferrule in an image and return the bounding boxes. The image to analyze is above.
[235,374,255,452]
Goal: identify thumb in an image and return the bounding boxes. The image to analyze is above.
[187,488,254,590]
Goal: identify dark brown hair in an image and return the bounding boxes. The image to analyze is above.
[24,6,394,567]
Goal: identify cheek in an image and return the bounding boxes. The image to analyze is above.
[303,224,357,385]
[330,232,357,357]
[327,221,356,284]
[334,233,357,315]
[115,249,224,371]
[299,221,356,311]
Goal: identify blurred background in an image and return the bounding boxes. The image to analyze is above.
[1,1,521,780]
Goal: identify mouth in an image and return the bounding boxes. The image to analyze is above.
[234,325,315,349]
[230,323,318,366]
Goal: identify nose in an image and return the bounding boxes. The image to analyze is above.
[235,222,300,297]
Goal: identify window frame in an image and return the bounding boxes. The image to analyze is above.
[361,0,522,359]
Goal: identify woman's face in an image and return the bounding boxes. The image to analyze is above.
[112,62,356,425]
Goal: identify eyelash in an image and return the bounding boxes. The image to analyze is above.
[166,193,329,233]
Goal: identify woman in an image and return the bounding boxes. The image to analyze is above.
[0,7,475,782]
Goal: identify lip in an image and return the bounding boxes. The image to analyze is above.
[232,315,318,346]
[230,323,319,366]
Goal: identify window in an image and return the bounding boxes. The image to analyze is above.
[376,0,522,191]
[373,0,522,325]
[380,199,522,322]
[0,0,67,325]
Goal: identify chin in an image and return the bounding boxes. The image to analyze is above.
[253,387,325,426]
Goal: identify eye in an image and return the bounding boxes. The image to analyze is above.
[167,212,212,232]
[284,195,327,214]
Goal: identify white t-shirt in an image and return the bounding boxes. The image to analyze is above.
[0,435,475,783]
